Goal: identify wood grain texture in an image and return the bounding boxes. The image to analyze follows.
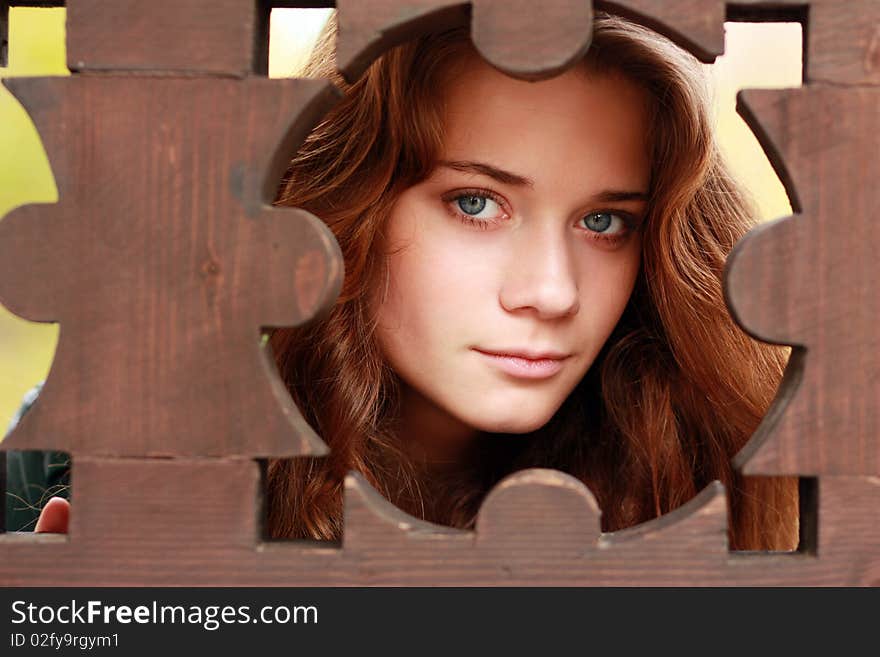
[1,0,879,586]
[727,86,879,475]
[333,0,728,80]
[335,0,594,82]
[3,469,879,585]
[68,458,261,554]
[66,0,258,75]
[0,76,344,457]
[474,469,602,556]
[807,0,880,85]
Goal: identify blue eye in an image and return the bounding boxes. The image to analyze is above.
[443,189,509,230]
[583,212,627,234]
[457,195,487,215]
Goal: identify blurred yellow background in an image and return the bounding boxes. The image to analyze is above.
[0,8,801,433]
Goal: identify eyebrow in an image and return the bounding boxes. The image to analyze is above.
[440,160,535,187]
[438,159,649,203]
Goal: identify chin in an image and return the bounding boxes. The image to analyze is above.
[470,409,555,435]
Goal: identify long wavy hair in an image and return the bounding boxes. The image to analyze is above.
[265,10,799,551]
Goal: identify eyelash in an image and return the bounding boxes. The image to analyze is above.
[441,188,639,246]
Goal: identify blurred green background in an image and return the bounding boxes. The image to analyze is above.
[0,8,801,434]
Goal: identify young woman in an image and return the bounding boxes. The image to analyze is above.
[20,10,799,550]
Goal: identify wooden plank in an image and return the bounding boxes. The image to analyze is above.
[66,0,258,75]
[68,458,261,554]
[816,477,880,586]
[728,86,880,475]
[0,76,343,457]
[332,0,728,81]
[335,0,595,82]
[3,469,878,586]
[808,0,880,85]
[0,0,878,587]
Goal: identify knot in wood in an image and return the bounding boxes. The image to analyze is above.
[200,258,221,277]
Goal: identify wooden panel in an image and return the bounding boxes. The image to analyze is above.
[728,86,879,475]
[335,0,594,81]
[339,471,731,586]
[0,458,267,586]
[0,0,878,587]
[817,477,880,584]
[69,458,260,554]
[333,0,730,83]
[0,76,343,457]
[808,0,880,85]
[334,0,729,80]
[4,469,880,585]
[66,0,258,75]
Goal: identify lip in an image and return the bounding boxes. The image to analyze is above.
[473,348,570,380]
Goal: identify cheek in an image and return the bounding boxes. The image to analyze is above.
[606,242,640,317]
[374,209,495,368]
[575,240,642,351]
[607,240,641,309]
[378,241,488,349]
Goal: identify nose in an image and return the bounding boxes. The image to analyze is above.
[498,219,580,319]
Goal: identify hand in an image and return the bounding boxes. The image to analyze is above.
[34,496,70,533]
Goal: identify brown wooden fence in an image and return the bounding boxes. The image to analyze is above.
[0,0,878,586]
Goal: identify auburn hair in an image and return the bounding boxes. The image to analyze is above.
[265,11,799,551]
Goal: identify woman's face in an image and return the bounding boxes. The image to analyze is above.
[374,56,651,455]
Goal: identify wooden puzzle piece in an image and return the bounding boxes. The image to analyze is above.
[2,0,878,587]
[335,0,594,81]
[70,458,261,557]
[816,477,880,586]
[0,75,344,457]
[341,469,729,584]
[333,0,733,85]
[66,0,258,75]
[727,86,879,475]
[4,462,880,585]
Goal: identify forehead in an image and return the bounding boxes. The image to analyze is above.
[439,56,651,191]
